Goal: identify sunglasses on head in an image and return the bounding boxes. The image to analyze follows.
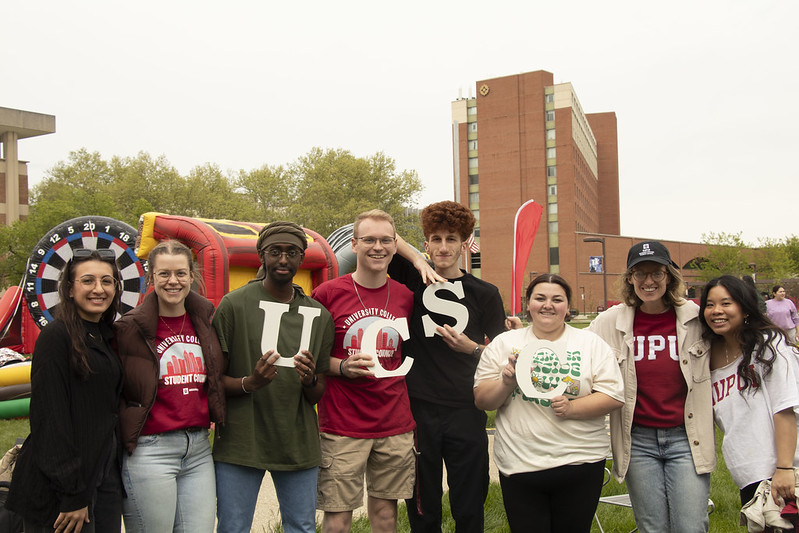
[73,248,117,262]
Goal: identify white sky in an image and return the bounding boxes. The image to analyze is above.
[3,0,796,244]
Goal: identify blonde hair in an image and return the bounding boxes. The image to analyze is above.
[353,209,396,237]
[620,262,686,308]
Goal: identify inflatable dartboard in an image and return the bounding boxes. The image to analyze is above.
[23,216,147,329]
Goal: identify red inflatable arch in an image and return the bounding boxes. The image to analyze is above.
[136,213,337,306]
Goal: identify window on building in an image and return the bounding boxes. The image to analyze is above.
[467,106,477,115]
[546,148,556,159]
[547,166,556,177]
[474,228,480,237]
[469,123,478,132]
[471,252,481,270]
[546,110,555,121]
[469,174,479,185]
[549,247,559,265]
[548,221,558,233]
[468,158,478,168]
[548,185,557,195]
[469,192,479,204]
[473,210,479,220]
[545,93,554,103]
[548,203,558,215]
[468,140,478,150]
[546,129,555,140]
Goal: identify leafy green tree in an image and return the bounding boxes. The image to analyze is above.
[234,164,293,222]
[288,148,423,244]
[696,232,753,281]
[0,147,426,286]
[753,238,795,283]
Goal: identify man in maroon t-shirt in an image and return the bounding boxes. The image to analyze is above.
[312,209,415,533]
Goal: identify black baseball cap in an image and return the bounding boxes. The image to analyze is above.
[626,241,678,269]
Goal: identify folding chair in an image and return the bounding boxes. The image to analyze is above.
[594,489,715,533]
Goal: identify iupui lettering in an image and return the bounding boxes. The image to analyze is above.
[360,317,413,378]
[633,335,678,361]
[421,281,469,337]
[259,301,322,367]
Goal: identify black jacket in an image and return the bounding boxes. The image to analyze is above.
[6,319,122,526]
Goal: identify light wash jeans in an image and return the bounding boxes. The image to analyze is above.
[626,425,710,533]
[121,428,215,533]
[215,461,318,533]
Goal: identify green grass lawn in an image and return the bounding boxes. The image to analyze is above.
[0,415,745,532]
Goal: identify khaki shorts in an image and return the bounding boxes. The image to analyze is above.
[317,431,416,512]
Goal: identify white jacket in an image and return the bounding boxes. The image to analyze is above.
[588,301,716,481]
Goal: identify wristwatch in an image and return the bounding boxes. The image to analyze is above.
[472,344,483,357]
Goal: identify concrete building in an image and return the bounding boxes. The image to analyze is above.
[452,70,707,313]
[0,107,56,225]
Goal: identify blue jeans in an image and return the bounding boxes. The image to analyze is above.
[215,461,318,533]
[626,425,710,533]
[121,428,215,533]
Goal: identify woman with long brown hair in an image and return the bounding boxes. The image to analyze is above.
[7,249,123,532]
[114,240,225,532]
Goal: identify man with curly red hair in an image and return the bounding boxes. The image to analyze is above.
[390,201,509,533]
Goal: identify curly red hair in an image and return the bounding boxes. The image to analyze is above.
[421,201,475,240]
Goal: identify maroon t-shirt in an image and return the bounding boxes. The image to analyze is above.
[632,308,687,428]
[141,315,210,435]
[312,274,415,439]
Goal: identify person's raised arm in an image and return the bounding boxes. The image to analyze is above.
[396,234,446,285]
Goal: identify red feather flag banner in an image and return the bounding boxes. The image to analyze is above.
[511,200,544,315]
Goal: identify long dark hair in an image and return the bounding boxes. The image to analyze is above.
[55,250,121,380]
[699,275,788,392]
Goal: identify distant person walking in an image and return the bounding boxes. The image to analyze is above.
[766,285,799,343]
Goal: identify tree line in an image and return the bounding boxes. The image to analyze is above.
[0,147,424,284]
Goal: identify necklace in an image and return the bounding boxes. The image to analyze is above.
[160,314,187,337]
[720,340,738,366]
[352,277,390,312]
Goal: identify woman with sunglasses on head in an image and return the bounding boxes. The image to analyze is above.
[113,240,225,533]
[7,249,123,533]
[474,274,624,532]
[588,241,715,533]
[701,275,799,510]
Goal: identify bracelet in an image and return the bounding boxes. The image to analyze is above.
[303,374,318,388]
[776,466,795,470]
[339,358,348,377]
[241,376,252,394]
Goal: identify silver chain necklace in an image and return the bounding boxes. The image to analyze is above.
[352,277,390,312]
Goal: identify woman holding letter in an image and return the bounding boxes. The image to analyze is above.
[474,274,623,533]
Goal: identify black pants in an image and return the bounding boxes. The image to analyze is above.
[405,399,489,533]
[499,460,605,533]
[24,453,121,533]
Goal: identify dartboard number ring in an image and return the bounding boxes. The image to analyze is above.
[23,216,147,329]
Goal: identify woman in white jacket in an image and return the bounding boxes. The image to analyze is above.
[588,241,715,533]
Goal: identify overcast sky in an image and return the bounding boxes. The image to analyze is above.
[3,1,796,244]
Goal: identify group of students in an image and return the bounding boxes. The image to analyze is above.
[5,200,799,533]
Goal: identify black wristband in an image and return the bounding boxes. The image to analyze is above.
[302,374,318,388]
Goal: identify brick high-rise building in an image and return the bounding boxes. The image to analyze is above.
[452,70,627,311]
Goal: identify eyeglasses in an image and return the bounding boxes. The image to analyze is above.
[631,270,667,282]
[154,270,191,281]
[73,248,116,262]
[75,275,117,288]
[355,236,396,246]
[263,248,304,259]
